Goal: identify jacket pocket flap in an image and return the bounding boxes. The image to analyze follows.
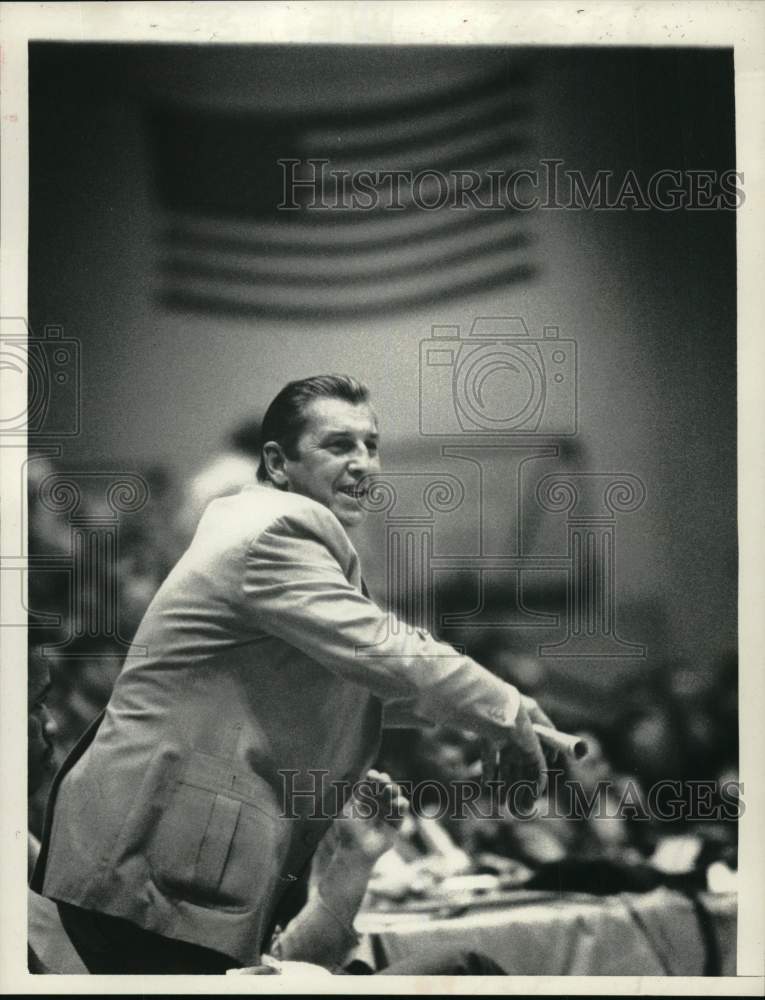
[181,751,280,816]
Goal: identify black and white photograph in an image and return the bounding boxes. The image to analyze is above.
[1,1,763,992]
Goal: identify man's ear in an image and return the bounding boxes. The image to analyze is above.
[261,441,290,489]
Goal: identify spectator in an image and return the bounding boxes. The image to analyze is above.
[27,649,85,974]
[175,416,262,540]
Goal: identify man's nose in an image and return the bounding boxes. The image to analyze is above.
[347,446,378,474]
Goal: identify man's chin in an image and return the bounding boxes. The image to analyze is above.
[334,508,366,529]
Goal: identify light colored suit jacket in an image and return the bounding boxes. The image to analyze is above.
[34,485,520,965]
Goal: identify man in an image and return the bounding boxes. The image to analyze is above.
[33,374,554,973]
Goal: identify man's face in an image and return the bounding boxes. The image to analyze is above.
[281,397,381,528]
[28,655,58,794]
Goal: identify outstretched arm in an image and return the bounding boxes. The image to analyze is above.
[247,510,532,739]
[245,507,552,796]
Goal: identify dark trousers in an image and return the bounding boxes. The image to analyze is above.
[57,901,240,974]
[58,901,506,977]
[54,858,310,975]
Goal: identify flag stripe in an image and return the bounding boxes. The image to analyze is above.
[301,92,527,157]
[161,229,530,286]
[159,262,535,320]
[159,253,536,319]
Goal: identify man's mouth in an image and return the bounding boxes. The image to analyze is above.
[338,485,368,500]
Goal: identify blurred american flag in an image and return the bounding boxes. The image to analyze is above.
[146,64,536,320]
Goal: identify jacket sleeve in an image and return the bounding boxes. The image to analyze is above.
[381,695,440,729]
[243,507,520,744]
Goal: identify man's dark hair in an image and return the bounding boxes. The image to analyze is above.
[257,374,370,483]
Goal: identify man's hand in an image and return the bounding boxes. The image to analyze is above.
[520,694,560,765]
[481,695,557,815]
[333,769,409,864]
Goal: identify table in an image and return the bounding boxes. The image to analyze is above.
[355,888,737,976]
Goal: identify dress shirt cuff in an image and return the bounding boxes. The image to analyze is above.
[270,891,360,968]
[315,890,362,949]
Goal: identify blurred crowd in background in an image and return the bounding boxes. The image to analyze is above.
[26,431,739,904]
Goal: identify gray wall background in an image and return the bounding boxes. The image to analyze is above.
[29,44,737,696]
